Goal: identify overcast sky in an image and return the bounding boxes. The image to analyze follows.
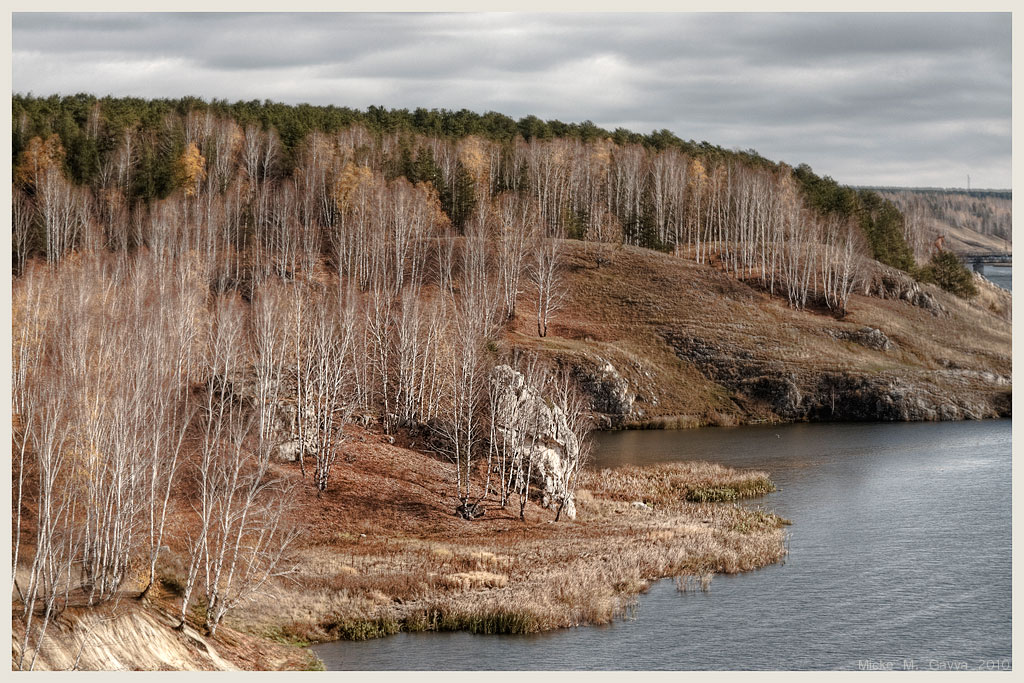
[12,12,1012,189]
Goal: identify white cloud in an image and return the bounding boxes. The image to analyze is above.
[11,11,1011,188]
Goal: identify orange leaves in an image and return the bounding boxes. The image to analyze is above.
[414,180,451,231]
[334,164,452,236]
[15,134,65,188]
[457,135,490,187]
[176,142,207,196]
[334,162,379,207]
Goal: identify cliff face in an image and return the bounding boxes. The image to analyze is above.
[506,242,1011,427]
[490,364,582,518]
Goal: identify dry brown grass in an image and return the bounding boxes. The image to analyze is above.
[580,461,776,505]
[440,571,509,590]
[509,241,1011,425]
[13,397,787,664]
[225,445,787,644]
[964,273,1011,322]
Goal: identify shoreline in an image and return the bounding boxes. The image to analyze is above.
[619,410,1012,431]
[224,455,789,669]
[19,415,1013,670]
[12,435,789,671]
[15,417,1012,670]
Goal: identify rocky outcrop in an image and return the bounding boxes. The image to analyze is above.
[455,502,485,520]
[868,269,945,316]
[738,374,803,417]
[208,371,319,463]
[569,356,635,428]
[810,373,976,421]
[661,331,1008,423]
[268,401,321,463]
[490,365,581,519]
[829,326,892,352]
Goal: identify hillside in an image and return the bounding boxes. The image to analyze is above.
[507,241,1011,427]
[14,416,788,670]
[876,188,1012,258]
[11,236,1010,672]
[12,240,1009,669]
[11,94,1011,671]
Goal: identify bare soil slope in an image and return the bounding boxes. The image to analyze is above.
[10,599,313,671]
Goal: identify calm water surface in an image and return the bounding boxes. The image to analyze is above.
[314,420,1011,670]
[981,265,1012,291]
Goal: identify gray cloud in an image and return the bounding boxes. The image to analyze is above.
[12,12,1011,188]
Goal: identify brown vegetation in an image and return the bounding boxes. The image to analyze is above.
[9,599,316,671]
[508,240,1011,426]
[581,462,776,504]
[10,102,1009,670]
[11,430,786,669]
[218,438,787,645]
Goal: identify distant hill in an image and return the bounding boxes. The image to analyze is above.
[869,187,1011,258]
[522,240,1010,427]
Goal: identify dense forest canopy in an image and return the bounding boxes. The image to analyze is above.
[12,93,775,171]
[863,187,1011,199]
[13,92,940,279]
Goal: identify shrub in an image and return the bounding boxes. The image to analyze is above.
[917,252,978,298]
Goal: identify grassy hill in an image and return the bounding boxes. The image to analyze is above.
[507,241,1011,427]
[11,94,1011,671]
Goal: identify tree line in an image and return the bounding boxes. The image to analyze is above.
[12,94,776,183]
[12,95,920,312]
[11,95,973,667]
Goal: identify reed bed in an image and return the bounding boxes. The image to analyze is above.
[228,460,787,644]
[579,461,776,505]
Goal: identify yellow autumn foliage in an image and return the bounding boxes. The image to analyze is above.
[176,142,207,196]
[334,163,378,207]
[688,158,708,189]
[415,181,451,231]
[457,135,490,186]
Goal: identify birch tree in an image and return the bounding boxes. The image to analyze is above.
[434,222,501,512]
[492,192,537,320]
[529,233,566,338]
[300,286,356,492]
[178,296,297,635]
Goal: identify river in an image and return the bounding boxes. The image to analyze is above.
[981,265,1012,292]
[313,419,1012,670]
